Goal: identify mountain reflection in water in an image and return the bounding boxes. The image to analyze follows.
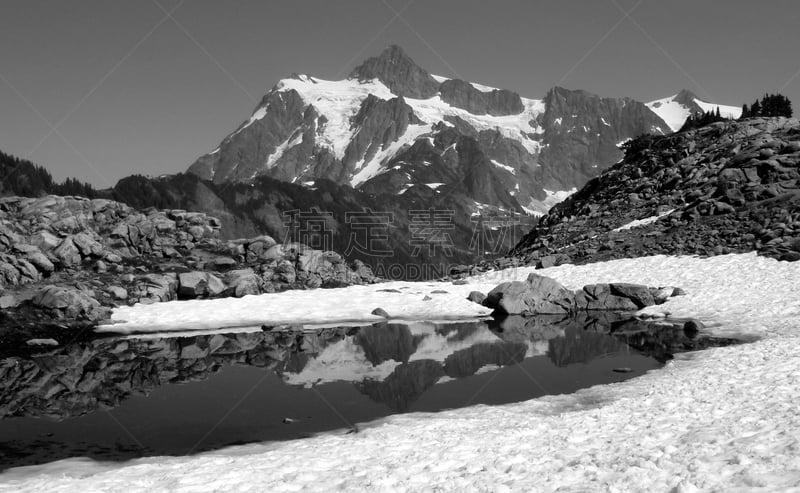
[0,314,737,470]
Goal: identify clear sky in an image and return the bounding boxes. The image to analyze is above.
[1,0,799,187]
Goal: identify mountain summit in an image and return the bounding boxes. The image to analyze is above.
[186,46,736,217]
[349,45,440,99]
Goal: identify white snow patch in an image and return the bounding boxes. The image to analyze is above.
[490,159,516,175]
[276,75,395,160]
[646,95,692,132]
[613,209,676,232]
[264,132,303,170]
[523,188,577,216]
[350,124,431,186]
[425,182,445,190]
[469,81,500,92]
[11,254,800,492]
[693,98,742,119]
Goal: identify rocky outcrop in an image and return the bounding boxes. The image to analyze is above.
[511,117,800,264]
[0,195,378,332]
[478,274,680,315]
[482,273,576,315]
[438,79,524,116]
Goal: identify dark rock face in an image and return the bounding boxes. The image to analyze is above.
[438,79,524,116]
[188,89,312,184]
[349,45,440,99]
[537,86,673,188]
[511,117,800,265]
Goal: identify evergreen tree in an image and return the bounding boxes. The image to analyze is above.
[751,99,761,116]
[741,103,749,118]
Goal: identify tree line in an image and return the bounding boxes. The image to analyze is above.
[741,93,793,119]
[0,150,100,198]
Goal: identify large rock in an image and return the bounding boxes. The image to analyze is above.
[14,244,55,273]
[178,271,225,299]
[28,230,61,252]
[71,232,104,257]
[483,273,575,315]
[52,238,82,267]
[575,283,664,311]
[575,284,640,311]
[133,274,178,303]
[31,285,106,321]
[225,269,263,297]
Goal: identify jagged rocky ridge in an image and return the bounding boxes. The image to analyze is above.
[508,117,800,265]
[0,195,377,331]
[187,45,689,216]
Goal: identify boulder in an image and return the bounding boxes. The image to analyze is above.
[178,271,225,298]
[536,255,557,269]
[483,273,575,315]
[371,307,390,318]
[225,269,263,297]
[648,287,675,304]
[17,245,55,273]
[107,286,128,300]
[52,238,82,267]
[0,260,21,290]
[71,232,104,257]
[134,274,178,303]
[609,283,656,308]
[466,291,486,304]
[575,284,639,311]
[28,230,61,252]
[32,285,106,321]
[261,244,285,262]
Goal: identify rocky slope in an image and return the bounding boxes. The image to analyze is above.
[0,195,377,333]
[509,117,800,266]
[186,45,723,217]
[109,172,532,273]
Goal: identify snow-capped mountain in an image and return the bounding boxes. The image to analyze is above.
[647,89,743,132]
[188,45,719,216]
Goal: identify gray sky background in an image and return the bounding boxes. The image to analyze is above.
[1,0,799,187]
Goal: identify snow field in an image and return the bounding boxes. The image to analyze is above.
[6,253,800,491]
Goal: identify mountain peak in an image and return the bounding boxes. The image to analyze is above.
[349,45,440,99]
[673,89,699,106]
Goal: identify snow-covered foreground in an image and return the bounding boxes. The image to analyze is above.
[5,253,800,492]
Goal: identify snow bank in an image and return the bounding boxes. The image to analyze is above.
[7,253,800,492]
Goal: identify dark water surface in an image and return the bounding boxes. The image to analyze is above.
[0,314,738,470]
